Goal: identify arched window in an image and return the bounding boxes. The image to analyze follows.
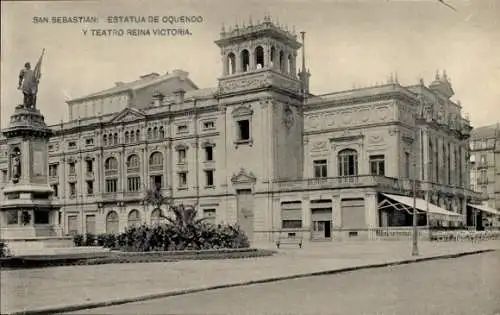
[270,46,276,68]
[279,51,285,72]
[287,54,293,74]
[104,157,118,172]
[127,154,140,172]
[106,211,119,234]
[153,127,158,139]
[159,127,165,139]
[227,52,236,75]
[149,152,163,170]
[103,135,107,146]
[113,133,118,145]
[241,49,250,72]
[255,46,264,69]
[338,149,358,177]
[130,130,135,143]
[136,130,141,142]
[151,208,162,225]
[124,131,129,144]
[127,209,141,226]
[108,134,113,144]
[147,128,152,139]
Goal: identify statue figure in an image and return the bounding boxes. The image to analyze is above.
[11,151,21,183]
[17,49,44,109]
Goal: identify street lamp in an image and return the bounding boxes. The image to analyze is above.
[412,128,419,257]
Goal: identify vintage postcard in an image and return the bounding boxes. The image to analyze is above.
[1,0,499,314]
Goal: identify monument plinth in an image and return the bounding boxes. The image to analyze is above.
[0,106,72,253]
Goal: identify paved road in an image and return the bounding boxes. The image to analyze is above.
[68,251,500,315]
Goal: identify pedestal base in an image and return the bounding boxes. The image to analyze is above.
[2,236,74,255]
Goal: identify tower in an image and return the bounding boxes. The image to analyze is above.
[215,16,305,186]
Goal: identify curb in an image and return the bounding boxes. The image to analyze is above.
[7,249,495,315]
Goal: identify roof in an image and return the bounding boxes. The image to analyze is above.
[67,69,198,103]
[471,123,499,140]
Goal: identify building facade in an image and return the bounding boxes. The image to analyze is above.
[470,124,500,209]
[1,18,485,242]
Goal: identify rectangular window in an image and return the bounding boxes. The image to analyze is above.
[150,175,163,190]
[69,162,76,176]
[203,121,215,130]
[7,210,18,225]
[85,138,94,146]
[404,152,411,178]
[49,164,58,177]
[282,220,303,229]
[237,120,250,141]
[369,155,385,176]
[51,184,58,197]
[178,149,186,163]
[178,172,187,188]
[69,182,76,198]
[86,160,93,173]
[203,209,216,225]
[68,141,77,148]
[86,180,94,195]
[2,169,7,183]
[205,146,213,161]
[177,124,188,133]
[105,179,117,193]
[127,176,141,192]
[313,160,328,178]
[205,170,214,187]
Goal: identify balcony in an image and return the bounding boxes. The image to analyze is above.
[49,175,59,183]
[274,175,479,199]
[85,171,95,180]
[104,169,118,177]
[149,164,163,172]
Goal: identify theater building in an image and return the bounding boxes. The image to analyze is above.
[0,17,485,242]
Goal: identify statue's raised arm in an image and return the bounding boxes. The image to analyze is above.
[18,49,44,109]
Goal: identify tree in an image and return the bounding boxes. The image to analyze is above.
[144,185,204,227]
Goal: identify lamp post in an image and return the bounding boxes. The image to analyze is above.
[412,128,419,257]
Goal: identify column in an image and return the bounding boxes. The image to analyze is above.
[302,196,310,228]
[422,129,429,182]
[249,49,256,71]
[221,53,227,76]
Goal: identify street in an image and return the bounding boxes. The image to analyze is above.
[68,251,500,315]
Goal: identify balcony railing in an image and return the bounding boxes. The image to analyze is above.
[104,169,118,177]
[274,175,482,199]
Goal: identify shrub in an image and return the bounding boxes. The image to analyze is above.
[73,234,84,247]
[0,242,11,258]
[97,233,117,249]
[113,222,250,252]
[84,233,96,246]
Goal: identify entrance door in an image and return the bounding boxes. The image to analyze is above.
[236,189,254,241]
[311,208,332,240]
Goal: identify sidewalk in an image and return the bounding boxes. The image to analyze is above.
[1,240,499,315]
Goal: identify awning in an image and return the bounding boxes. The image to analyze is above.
[381,193,462,221]
[468,203,500,216]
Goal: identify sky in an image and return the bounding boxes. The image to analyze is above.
[1,0,499,129]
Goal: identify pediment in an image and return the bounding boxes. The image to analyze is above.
[231,168,256,184]
[110,108,146,123]
[231,105,253,118]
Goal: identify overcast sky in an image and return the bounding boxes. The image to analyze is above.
[1,0,499,128]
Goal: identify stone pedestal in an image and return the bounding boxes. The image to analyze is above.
[0,105,73,255]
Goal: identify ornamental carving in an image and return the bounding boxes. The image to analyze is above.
[282,105,294,129]
[311,141,328,152]
[368,134,384,144]
[232,104,253,118]
[220,73,268,94]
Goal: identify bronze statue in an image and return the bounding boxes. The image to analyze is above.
[18,49,44,109]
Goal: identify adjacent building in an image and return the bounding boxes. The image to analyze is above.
[469,123,500,226]
[1,17,487,242]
